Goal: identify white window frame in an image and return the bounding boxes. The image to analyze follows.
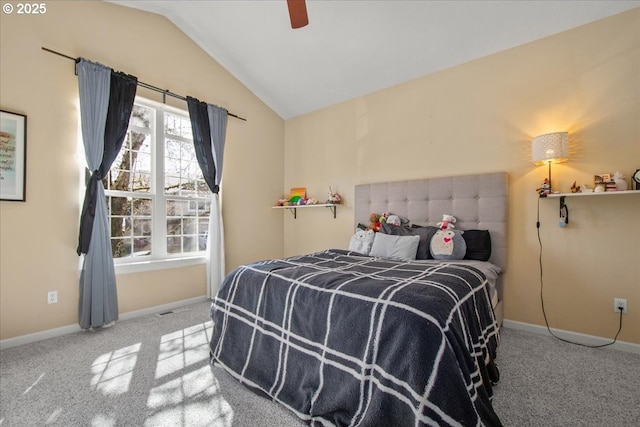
[101,97,209,274]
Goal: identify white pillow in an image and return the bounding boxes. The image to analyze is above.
[348,228,376,255]
[369,233,420,261]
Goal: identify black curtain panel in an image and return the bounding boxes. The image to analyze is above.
[187,96,218,193]
[99,71,138,178]
[77,71,137,255]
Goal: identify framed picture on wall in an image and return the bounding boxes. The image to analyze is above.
[0,109,27,201]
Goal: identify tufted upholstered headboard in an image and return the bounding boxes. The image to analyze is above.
[354,172,508,275]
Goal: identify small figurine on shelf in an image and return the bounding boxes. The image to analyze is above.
[537,179,551,197]
[570,181,580,193]
[327,186,342,204]
[613,172,628,191]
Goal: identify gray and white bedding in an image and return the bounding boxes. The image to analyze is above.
[209,249,502,426]
[436,259,501,309]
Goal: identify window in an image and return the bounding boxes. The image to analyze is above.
[102,98,210,264]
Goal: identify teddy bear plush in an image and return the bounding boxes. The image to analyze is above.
[348,228,376,255]
[367,213,381,232]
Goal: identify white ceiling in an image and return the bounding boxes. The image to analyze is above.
[107,1,639,119]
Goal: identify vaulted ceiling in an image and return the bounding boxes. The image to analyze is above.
[107,1,639,119]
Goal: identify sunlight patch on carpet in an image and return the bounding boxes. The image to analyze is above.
[45,407,63,424]
[155,322,213,379]
[22,373,44,395]
[91,343,141,395]
[91,413,115,427]
[145,365,233,426]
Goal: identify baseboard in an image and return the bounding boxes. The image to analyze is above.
[502,319,640,354]
[0,296,210,351]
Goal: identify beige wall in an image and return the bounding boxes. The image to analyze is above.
[284,9,640,343]
[0,1,285,340]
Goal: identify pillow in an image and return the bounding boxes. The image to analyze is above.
[381,223,438,260]
[462,229,492,261]
[348,228,376,255]
[429,229,467,260]
[369,233,420,261]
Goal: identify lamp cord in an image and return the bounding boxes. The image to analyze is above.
[536,197,623,348]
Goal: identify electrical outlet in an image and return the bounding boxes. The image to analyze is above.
[47,291,58,304]
[613,298,627,314]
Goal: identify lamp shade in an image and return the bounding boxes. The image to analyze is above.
[532,132,568,165]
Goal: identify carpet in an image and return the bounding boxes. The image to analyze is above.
[1,301,638,426]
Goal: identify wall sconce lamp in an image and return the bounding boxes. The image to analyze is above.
[532,131,568,195]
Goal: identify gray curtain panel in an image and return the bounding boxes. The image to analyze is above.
[208,104,227,189]
[77,62,137,329]
[207,105,228,297]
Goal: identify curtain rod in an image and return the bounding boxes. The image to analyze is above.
[42,47,247,122]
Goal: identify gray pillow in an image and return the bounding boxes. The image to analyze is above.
[369,233,420,261]
[381,223,439,260]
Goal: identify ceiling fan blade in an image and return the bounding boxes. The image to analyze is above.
[287,0,309,29]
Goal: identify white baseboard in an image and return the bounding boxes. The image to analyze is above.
[502,319,640,354]
[0,296,210,351]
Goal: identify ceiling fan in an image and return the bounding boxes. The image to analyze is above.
[287,0,309,29]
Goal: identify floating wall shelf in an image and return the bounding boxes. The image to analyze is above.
[546,190,640,198]
[272,203,338,219]
[544,190,640,209]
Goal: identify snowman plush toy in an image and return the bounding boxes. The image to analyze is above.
[430,214,466,260]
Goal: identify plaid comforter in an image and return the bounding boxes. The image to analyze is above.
[209,249,502,426]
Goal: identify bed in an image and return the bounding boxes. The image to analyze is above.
[209,172,508,426]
